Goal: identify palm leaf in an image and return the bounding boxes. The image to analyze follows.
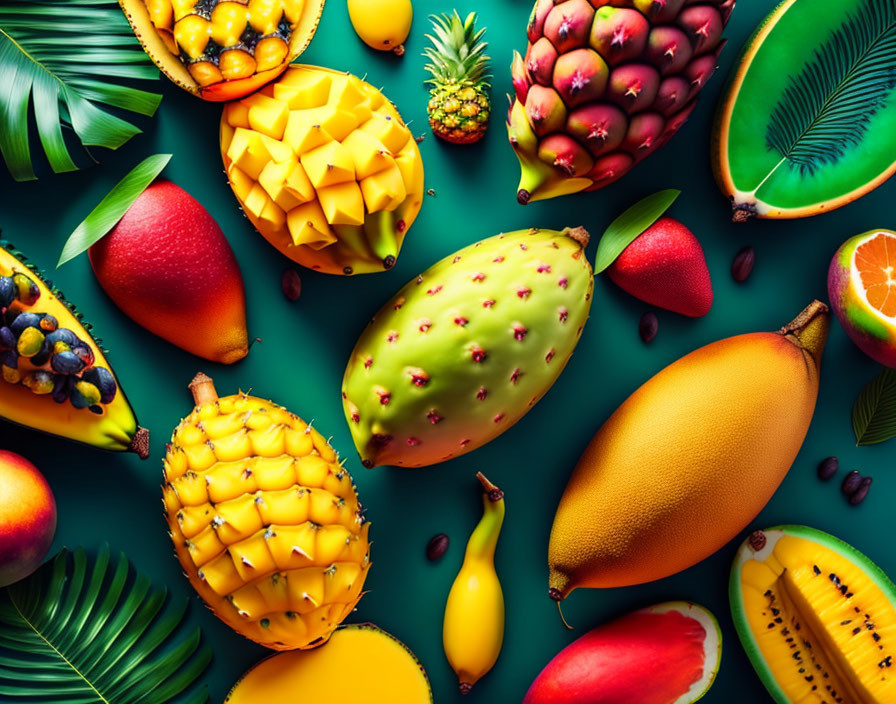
[0,0,162,182]
[766,0,896,176]
[0,546,211,703]
[852,367,896,445]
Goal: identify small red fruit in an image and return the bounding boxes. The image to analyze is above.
[89,180,249,364]
[607,217,713,317]
[0,450,56,587]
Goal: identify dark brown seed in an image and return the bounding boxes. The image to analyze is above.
[841,470,863,496]
[749,530,767,551]
[639,311,658,343]
[426,533,449,561]
[849,477,873,506]
[281,269,302,301]
[817,456,839,481]
[732,246,755,283]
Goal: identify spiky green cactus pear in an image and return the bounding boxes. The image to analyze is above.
[342,226,593,468]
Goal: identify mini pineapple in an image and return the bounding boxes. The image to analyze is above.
[163,373,370,650]
[424,11,491,145]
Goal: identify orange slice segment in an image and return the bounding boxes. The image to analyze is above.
[855,231,896,318]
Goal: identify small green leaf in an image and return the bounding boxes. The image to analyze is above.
[57,154,171,268]
[852,367,896,446]
[593,189,681,274]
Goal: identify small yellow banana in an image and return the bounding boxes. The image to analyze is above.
[443,472,505,694]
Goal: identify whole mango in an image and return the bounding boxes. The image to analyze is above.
[342,227,593,468]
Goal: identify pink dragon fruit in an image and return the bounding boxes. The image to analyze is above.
[509,0,735,204]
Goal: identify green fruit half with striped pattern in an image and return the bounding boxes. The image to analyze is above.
[713,0,896,221]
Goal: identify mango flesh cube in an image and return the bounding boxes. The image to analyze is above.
[224,101,250,128]
[259,158,303,212]
[360,164,407,212]
[395,142,423,194]
[259,199,286,234]
[283,161,316,204]
[300,141,355,189]
[360,112,409,154]
[273,73,332,109]
[342,130,393,179]
[227,127,269,180]
[258,134,294,163]
[227,165,254,202]
[316,182,365,226]
[284,112,331,155]
[287,201,337,250]
[329,76,365,112]
[244,182,273,220]
[244,93,289,140]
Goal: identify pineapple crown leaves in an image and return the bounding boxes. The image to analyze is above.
[423,11,491,88]
[0,545,212,704]
[765,0,896,176]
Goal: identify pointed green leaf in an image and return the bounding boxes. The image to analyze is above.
[57,154,171,267]
[853,367,896,446]
[593,189,681,273]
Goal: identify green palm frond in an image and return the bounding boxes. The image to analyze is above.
[766,0,896,176]
[423,11,490,86]
[0,0,162,182]
[0,546,212,704]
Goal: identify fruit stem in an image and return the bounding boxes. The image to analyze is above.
[392,44,405,56]
[517,189,531,205]
[779,300,830,363]
[562,226,590,249]
[189,372,218,406]
[128,427,150,459]
[476,471,503,502]
[459,683,472,695]
[555,599,572,630]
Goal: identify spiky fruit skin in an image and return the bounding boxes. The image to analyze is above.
[0,451,56,588]
[428,82,491,144]
[162,389,371,650]
[607,217,713,317]
[510,0,734,203]
[120,0,325,100]
[342,227,593,468]
[89,180,249,364]
[828,230,896,368]
[220,65,425,276]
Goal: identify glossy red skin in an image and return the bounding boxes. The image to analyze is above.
[89,180,248,364]
[0,450,56,587]
[608,217,713,317]
[523,610,707,704]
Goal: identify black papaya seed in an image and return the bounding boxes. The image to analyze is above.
[46,328,78,347]
[38,315,57,332]
[0,327,14,350]
[849,477,873,506]
[82,366,117,404]
[51,350,84,374]
[817,456,838,481]
[0,277,15,309]
[426,533,449,561]
[732,246,755,283]
[9,312,41,335]
[12,273,39,305]
[639,311,658,343]
[30,338,51,367]
[71,343,94,368]
[841,470,863,496]
[51,374,68,404]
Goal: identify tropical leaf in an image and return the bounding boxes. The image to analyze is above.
[0,546,211,704]
[852,367,896,445]
[593,189,680,274]
[766,0,896,176]
[0,0,162,182]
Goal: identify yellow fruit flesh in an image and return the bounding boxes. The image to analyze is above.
[0,248,142,455]
[224,625,432,703]
[163,379,370,650]
[740,535,896,703]
[347,0,413,52]
[220,65,424,275]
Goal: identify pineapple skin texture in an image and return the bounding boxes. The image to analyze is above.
[163,392,371,650]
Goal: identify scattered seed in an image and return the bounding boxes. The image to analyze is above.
[639,311,658,343]
[426,188,436,197]
[841,470,863,496]
[732,246,755,283]
[415,134,425,144]
[281,268,302,301]
[817,456,838,481]
[426,533,449,561]
[849,477,873,506]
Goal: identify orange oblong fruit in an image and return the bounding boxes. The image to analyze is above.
[89,180,248,364]
[828,229,896,367]
[548,301,829,603]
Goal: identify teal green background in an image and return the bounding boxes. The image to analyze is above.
[1,1,895,701]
